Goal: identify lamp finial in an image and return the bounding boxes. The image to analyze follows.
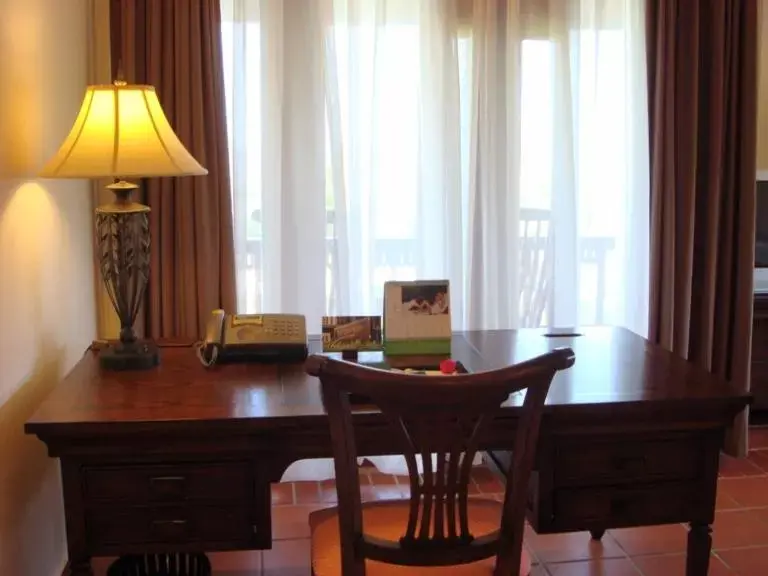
[114,61,127,87]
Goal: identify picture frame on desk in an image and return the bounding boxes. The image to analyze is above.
[383,279,452,355]
[321,316,383,354]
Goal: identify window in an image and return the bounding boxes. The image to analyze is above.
[221,0,648,336]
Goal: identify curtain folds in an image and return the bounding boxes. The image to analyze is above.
[222,0,649,335]
[221,0,650,480]
[110,0,237,340]
[646,0,759,457]
[465,0,522,330]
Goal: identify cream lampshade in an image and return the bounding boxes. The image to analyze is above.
[40,78,208,371]
[40,81,207,179]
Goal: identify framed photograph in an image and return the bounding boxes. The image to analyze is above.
[383,280,452,355]
[321,316,383,352]
[401,283,450,317]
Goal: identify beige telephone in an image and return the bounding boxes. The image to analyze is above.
[196,309,308,367]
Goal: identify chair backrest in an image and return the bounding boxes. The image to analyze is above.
[306,347,575,574]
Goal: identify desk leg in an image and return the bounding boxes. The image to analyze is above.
[686,522,711,576]
[60,459,93,576]
[589,529,605,541]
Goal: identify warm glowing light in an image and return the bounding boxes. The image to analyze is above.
[39,83,207,179]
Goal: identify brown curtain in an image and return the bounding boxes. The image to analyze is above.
[646,0,758,456]
[109,0,236,339]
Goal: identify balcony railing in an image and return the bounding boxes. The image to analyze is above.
[240,209,615,326]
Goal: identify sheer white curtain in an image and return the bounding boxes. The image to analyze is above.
[467,0,648,333]
[221,0,470,331]
[220,0,649,480]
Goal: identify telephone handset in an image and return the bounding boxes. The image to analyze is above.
[196,310,309,367]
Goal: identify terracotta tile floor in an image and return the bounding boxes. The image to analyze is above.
[91,427,768,575]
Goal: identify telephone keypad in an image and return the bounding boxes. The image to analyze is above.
[259,317,305,343]
[223,314,306,345]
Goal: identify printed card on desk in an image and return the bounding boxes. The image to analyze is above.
[383,280,452,355]
[321,316,383,352]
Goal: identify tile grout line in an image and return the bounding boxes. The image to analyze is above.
[712,550,733,571]
[600,527,639,561]
[713,542,768,552]
[719,473,768,479]
[622,554,647,576]
[715,505,768,513]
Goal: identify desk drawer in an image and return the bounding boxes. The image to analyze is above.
[85,504,255,548]
[554,437,701,487]
[550,482,696,531]
[83,462,252,504]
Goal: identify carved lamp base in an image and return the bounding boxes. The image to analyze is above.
[99,340,160,371]
[95,180,157,371]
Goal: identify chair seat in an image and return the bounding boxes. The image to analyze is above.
[310,498,531,576]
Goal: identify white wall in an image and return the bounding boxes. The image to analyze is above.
[0,1,97,575]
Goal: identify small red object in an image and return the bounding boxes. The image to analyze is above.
[440,359,457,374]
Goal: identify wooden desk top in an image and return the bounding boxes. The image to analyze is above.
[25,327,750,437]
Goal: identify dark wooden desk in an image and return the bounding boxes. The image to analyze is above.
[26,327,749,576]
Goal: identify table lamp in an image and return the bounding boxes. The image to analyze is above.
[40,77,208,370]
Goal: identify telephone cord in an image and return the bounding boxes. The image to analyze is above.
[86,339,219,367]
[194,341,218,367]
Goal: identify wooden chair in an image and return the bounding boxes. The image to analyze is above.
[305,348,575,576]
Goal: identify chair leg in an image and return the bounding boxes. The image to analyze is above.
[494,542,531,576]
